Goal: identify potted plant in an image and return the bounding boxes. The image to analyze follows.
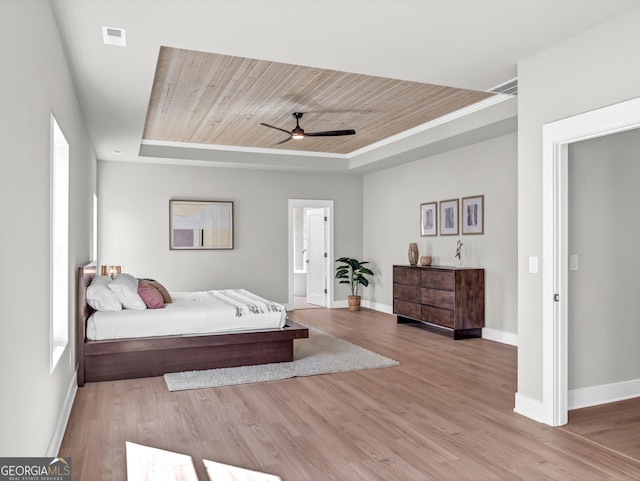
[335,257,374,311]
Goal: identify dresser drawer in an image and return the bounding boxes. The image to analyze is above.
[394,283,420,303]
[393,299,421,319]
[421,305,455,329]
[393,266,421,285]
[421,287,455,310]
[421,270,455,290]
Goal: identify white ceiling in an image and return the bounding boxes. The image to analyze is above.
[51,0,640,172]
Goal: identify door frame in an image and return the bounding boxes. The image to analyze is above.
[288,199,334,310]
[541,96,640,426]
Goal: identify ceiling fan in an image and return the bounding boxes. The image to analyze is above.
[260,112,356,145]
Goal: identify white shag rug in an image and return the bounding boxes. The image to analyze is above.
[164,326,399,391]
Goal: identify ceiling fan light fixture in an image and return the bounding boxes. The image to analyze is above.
[291,121,305,139]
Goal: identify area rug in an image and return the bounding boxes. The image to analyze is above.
[164,326,399,391]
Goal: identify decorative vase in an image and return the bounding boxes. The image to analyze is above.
[348,295,361,312]
[420,255,432,266]
[408,243,419,266]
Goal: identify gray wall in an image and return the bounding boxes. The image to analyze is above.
[363,133,518,336]
[98,161,363,304]
[568,129,640,390]
[0,1,96,455]
[517,6,640,400]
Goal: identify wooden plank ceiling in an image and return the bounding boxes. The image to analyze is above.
[143,47,495,154]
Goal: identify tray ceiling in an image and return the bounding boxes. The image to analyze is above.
[143,47,495,155]
[50,0,640,170]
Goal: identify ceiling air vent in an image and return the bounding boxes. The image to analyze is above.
[489,78,517,96]
[102,26,126,47]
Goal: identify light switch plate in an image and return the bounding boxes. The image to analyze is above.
[570,255,579,271]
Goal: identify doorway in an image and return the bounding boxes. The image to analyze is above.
[288,199,334,310]
[541,96,640,426]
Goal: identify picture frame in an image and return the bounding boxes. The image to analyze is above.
[170,200,234,250]
[439,198,459,236]
[420,201,437,236]
[461,195,484,235]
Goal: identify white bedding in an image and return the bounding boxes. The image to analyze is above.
[87,289,287,341]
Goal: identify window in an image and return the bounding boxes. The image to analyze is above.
[50,115,69,372]
[92,192,98,261]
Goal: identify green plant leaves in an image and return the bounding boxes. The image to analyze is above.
[334,257,374,297]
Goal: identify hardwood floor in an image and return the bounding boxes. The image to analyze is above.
[293,296,323,310]
[563,397,640,462]
[59,308,640,480]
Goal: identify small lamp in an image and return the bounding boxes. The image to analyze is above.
[101,265,122,277]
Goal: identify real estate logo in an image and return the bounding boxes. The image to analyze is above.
[0,457,71,481]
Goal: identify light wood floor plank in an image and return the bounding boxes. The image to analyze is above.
[60,308,640,480]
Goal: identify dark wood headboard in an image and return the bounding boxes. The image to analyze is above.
[76,261,96,384]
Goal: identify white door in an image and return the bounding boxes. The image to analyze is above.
[306,208,326,306]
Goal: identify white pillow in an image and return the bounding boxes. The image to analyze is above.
[87,276,122,311]
[108,273,146,310]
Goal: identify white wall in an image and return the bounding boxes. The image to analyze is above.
[98,161,363,304]
[363,133,518,336]
[517,6,640,401]
[0,0,96,455]
[568,129,640,389]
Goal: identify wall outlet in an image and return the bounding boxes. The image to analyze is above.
[529,256,539,274]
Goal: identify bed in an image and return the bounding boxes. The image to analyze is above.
[76,261,308,386]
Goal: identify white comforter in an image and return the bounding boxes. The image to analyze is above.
[87,289,287,341]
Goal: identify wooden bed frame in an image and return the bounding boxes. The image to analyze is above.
[76,262,308,386]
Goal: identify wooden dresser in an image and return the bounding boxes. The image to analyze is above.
[393,265,484,339]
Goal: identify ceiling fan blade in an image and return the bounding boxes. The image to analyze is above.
[274,136,292,145]
[305,129,356,137]
[260,122,292,135]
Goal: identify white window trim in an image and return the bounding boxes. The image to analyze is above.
[50,114,70,373]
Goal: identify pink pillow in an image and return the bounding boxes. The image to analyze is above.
[137,280,165,309]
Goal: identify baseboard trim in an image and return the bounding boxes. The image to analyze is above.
[482,327,518,346]
[46,370,77,457]
[361,300,392,314]
[569,378,640,410]
[330,300,393,313]
[514,392,548,425]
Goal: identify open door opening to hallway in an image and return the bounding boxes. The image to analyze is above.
[288,199,333,310]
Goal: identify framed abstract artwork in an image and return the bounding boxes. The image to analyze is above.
[170,200,234,249]
[420,202,437,236]
[439,198,459,236]
[461,195,484,235]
